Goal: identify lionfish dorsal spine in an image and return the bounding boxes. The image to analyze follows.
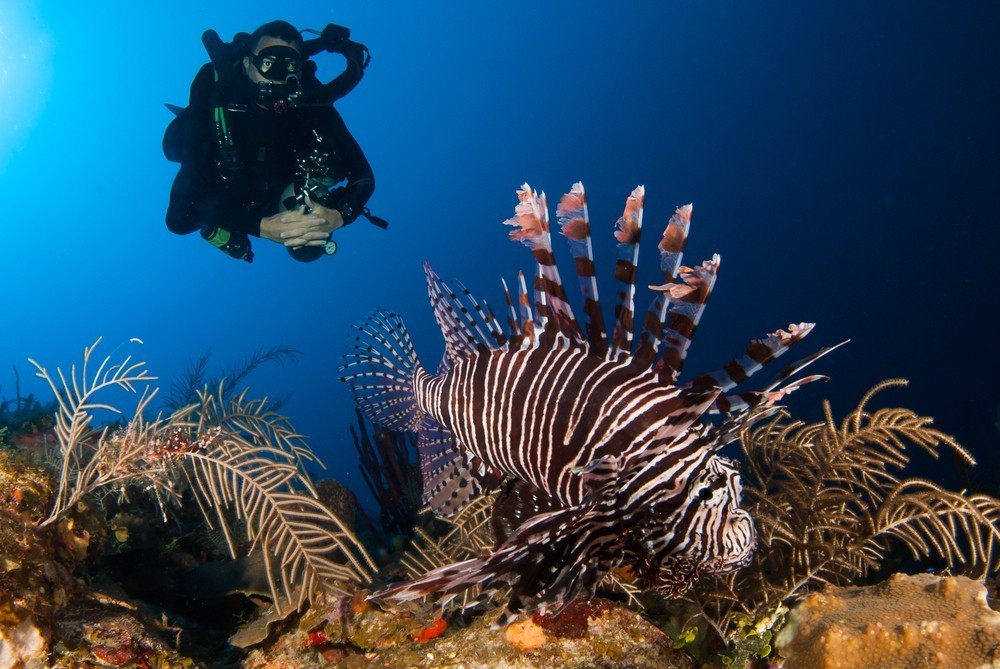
[425,263,506,364]
[690,322,815,394]
[701,330,846,415]
[557,182,608,355]
[516,271,536,349]
[501,277,522,338]
[504,184,584,349]
[454,278,509,349]
[609,185,645,360]
[708,339,847,413]
[760,337,847,393]
[649,254,721,382]
[634,203,694,367]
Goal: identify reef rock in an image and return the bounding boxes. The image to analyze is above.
[242,595,695,668]
[0,450,89,668]
[0,618,46,669]
[775,572,1000,668]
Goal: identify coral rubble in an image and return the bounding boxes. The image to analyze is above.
[775,573,1000,669]
[242,592,695,669]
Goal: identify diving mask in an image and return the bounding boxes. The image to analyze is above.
[252,45,302,81]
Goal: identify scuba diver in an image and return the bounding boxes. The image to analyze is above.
[164,20,385,263]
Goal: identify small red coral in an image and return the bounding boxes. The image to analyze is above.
[413,617,447,642]
[307,630,329,647]
[92,644,145,667]
[532,599,614,639]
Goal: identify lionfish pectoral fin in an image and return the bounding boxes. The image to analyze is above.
[374,501,623,622]
[490,478,563,545]
[417,414,499,518]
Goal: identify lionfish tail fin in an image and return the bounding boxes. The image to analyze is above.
[609,185,645,359]
[504,184,584,349]
[417,415,502,517]
[339,310,426,432]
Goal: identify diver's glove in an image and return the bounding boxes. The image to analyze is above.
[200,225,254,263]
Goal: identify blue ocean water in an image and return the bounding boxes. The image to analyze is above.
[1,1,998,515]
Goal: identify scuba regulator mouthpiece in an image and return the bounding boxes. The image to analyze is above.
[257,75,301,114]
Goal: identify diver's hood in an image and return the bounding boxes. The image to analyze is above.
[201,24,370,109]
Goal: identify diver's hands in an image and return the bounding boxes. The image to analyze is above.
[259,195,344,249]
[301,194,345,236]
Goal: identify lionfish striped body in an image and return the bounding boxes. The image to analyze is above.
[341,183,836,620]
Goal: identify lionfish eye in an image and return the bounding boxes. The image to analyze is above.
[697,486,713,500]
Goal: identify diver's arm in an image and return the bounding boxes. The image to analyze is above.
[166,148,261,260]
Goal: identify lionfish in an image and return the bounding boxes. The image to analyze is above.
[340,183,836,620]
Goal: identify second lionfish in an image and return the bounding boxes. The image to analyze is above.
[341,183,836,620]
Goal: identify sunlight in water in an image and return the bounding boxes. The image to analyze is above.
[0,4,52,171]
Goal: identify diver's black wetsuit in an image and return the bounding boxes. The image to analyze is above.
[166,64,374,261]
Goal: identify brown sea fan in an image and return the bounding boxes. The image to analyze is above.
[33,339,376,614]
[688,378,1000,638]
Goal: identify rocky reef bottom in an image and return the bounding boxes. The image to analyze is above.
[4,446,1000,669]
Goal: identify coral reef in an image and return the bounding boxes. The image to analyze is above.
[8,339,1000,669]
[686,379,1000,649]
[0,367,58,437]
[774,573,1000,668]
[0,451,88,665]
[33,340,376,613]
[48,597,202,668]
[242,591,695,669]
[0,450,202,668]
[314,478,358,532]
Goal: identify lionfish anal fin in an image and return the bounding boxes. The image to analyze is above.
[490,478,563,545]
